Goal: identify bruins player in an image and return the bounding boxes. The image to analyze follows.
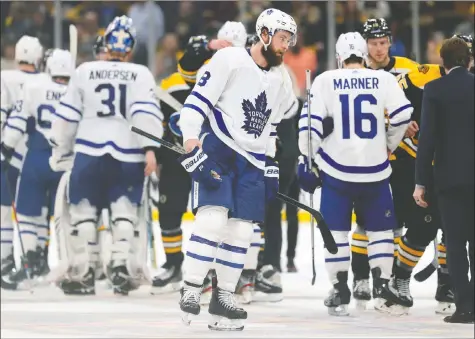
[349,18,422,310]
[150,24,247,295]
[390,34,473,315]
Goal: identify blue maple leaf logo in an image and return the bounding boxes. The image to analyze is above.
[241,91,272,138]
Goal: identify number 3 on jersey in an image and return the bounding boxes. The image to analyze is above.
[339,94,377,139]
[95,83,127,117]
[197,71,211,87]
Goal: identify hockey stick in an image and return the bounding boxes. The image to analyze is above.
[305,69,317,285]
[155,86,184,112]
[130,126,338,256]
[414,239,438,282]
[69,24,78,65]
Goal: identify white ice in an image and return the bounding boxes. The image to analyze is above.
[1,221,473,338]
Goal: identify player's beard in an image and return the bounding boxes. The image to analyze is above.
[261,44,284,67]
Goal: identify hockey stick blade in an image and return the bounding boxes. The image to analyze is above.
[414,262,437,282]
[131,126,186,155]
[276,192,337,254]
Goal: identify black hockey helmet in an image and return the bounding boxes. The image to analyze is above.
[41,48,54,72]
[93,35,107,58]
[362,18,391,41]
[452,34,473,56]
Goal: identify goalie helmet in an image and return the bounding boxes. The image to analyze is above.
[362,18,391,42]
[217,21,247,47]
[104,15,136,54]
[255,8,297,49]
[15,35,43,68]
[336,32,368,69]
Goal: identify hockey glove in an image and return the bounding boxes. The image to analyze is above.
[49,149,74,172]
[178,146,222,190]
[264,157,279,202]
[297,155,322,194]
[0,143,14,170]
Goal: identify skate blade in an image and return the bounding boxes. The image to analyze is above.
[328,304,349,316]
[251,291,283,303]
[435,302,455,315]
[355,299,369,311]
[150,282,181,295]
[181,312,197,326]
[208,315,244,331]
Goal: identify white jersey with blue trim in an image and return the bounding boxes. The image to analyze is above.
[51,60,164,163]
[299,68,413,183]
[180,47,298,170]
[0,69,50,169]
[3,76,68,152]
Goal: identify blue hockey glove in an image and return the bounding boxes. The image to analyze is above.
[178,146,222,190]
[264,157,279,202]
[297,155,322,194]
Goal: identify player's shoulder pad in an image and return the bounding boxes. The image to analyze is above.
[212,46,247,66]
[407,64,444,89]
[160,72,190,93]
[393,56,420,73]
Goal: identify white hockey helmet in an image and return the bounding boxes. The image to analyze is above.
[15,35,43,68]
[217,21,247,47]
[335,32,368,68]
[46,49,74,78]
[255,8,297,50]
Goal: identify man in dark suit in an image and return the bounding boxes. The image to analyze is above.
[414,37,474,324]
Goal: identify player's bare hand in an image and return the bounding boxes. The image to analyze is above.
[208,39,232,51]
[144,150,157,177]
[413,186,428,208]
[405,121,419,138]
[184,139,202,153]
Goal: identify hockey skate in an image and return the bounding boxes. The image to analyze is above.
[59,267,95,295]
[235,269,255,304]
[435,283,455,315]
[1,254,17,290]
[150,262,182,295]
[208,287,247,331]
[287,257,297,273]
[324,272,351,316]
[353,279,371,310]
[200,269,216,305]
[110,265,138,296]
[9,248,45,289]
[253,265,283,302]
[372,268,407,316]
[179,283,201,326]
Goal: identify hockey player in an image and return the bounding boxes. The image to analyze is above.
[2,49,74,287]
[389,34,473,315]
[49,16,163,295]
[151,22,248,297]
[298,32,413,316]
[0,35,48,290]
[349,18,421,308]
[177,8,297,330]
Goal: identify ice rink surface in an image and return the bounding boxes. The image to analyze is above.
[2,221,474,338]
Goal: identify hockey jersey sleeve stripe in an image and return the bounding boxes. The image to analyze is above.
[299,126,323,139]
[0,108,8,114]
[388,104,412,119]
[183,103,207,119]
[300,114,323,122]
[4,122,25,135]
[7,115,27,122]
[51,111,80,123]
[391,117,411,127]
[130,101,161,112]
[59,102,82,117]
[270,131,277,137]
[190,91,213,111]
[75,139,143,154]
[318,149,390,174]
[131,110,163,123]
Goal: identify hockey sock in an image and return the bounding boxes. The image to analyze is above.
[243,223,261,270]
[161,226,184,265]
[215,218,253,291]
[183,206,227,286]
[395,235,425,279]
[325,231,350,285]
[0,206,14,259]
[367,230,394,280]
[437,242,448,274]
[17,215,41,253]
[351,224,370,280]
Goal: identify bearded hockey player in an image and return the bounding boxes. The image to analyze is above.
[298,32,413,316]
[151,22,247,298]
[349,18,421,308]
[176,8,297,331]
[48,16,162,295]
[0,35,49,290]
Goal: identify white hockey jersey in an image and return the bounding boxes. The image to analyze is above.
[3,76,68,152]
[299,68,413,183]
[180,47,298,170]
[51,60,164,163]
[0,70,50,169]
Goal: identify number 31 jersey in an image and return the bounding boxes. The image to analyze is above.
[53,60,164,163]
[298,68,413,183]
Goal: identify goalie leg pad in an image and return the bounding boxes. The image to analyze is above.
[0,206,13,260]
[110,196,138,266]
[324,231,350,285]
[215,218,254,292]
[183,206,227,286]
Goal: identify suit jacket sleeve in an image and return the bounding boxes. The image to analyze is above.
[415,82,437,186]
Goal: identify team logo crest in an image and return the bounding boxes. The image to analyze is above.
[241,91,272,138]
[418,64,430,74]
[385,210,392,218]
[424,215,432,223]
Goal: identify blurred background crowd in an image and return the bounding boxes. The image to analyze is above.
[1,1,473,97]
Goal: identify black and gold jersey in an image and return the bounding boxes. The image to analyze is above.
[177,36,214,84]
[392,64,445,159]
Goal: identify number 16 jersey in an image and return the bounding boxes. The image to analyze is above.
[298,68,413,183]
[52,60,164,163]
